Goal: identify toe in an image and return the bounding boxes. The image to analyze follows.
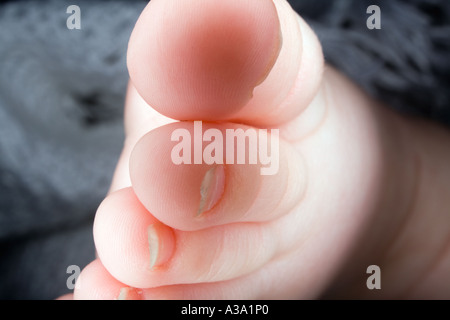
[129,121,306,231]
[93,188,304,289]
[127,0,323,126]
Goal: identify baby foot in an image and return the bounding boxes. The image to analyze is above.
[73,0,450,299]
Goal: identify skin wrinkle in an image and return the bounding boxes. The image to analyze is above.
[299,76,330,142]
[266,217,308,270]
[251,21,303,125]
[203,222,278,284]
[230,0,305,127]
[238,222,279,281]
[266,14,322,123]
[248,144,289,220]
[252,4,283,90]
[236,168,263,222]
[201,228,225,283]
[200,224,272,283]
[246,152,286,222]
[258,152,310,266]
[266,146,307,229]
[281,72,330,144]
[272,14,303,117]
[265,15,305,122]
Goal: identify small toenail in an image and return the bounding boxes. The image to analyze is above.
[147,224,160,269]
[197,165,226,217]
[117,287,142,300]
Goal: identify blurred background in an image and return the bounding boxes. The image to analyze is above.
[0,0,449,299]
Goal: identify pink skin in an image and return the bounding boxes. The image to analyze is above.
[70,0,450,300]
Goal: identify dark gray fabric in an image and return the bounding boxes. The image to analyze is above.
[0,0,146,299]
[0,0,448,299]
[294,0,450,125]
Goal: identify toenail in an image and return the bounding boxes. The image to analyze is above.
[197,165,226,217]
[148,224,160,269]
[117,287,142,300]
[147,223,175,270]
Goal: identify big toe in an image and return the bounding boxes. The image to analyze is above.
[127,0,323,126]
